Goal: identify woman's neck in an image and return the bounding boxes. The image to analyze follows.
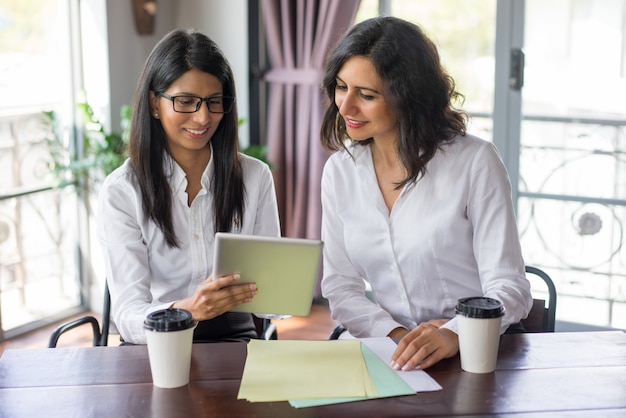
[370,140,406,212]
[370,139,401,171]
[171,146,211,205]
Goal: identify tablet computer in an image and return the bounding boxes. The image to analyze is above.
[212,232,324,316]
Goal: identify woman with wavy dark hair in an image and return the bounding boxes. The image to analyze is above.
[98,28,280,344]
[320,17,532,369]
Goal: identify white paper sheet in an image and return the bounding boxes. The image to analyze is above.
[358,337,442,392]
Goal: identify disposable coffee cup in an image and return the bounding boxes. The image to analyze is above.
[144,308,197,388]
[455,297,504,374]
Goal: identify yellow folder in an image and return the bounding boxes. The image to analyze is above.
[237,339,377,402]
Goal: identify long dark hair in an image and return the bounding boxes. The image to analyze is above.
[320,16,468,187]
[128,28,244,247]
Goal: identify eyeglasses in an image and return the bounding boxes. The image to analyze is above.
[156,92,235,114]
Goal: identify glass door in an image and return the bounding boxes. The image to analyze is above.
[357,0,498,141]
[357,0,626,330]
[517,0,626,329]
[0,0,83,340]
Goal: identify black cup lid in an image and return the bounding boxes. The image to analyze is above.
[144,308,197,332]
[455,297,505,318]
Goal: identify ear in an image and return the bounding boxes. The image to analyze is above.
[149,91,160,117]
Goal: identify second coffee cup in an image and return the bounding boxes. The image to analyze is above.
[455,297,504,374]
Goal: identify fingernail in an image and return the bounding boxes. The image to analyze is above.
[233,274,240,281]
[401,364,410,371]
[390,361,399,370]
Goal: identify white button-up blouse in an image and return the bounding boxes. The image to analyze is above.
[321,134,532,337]
[97,152,280,344]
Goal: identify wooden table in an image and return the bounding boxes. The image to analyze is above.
[1,331,625,417]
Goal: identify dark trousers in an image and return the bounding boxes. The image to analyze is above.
[504,321,527,334]
[192,312,257,343]
[120,312,257,345]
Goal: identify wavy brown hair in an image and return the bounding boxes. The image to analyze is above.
[321,16,468,187]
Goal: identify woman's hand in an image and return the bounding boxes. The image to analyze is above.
[389,319,459,370]
[172,274,258,321]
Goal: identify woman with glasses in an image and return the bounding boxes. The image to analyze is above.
[320,17,532,369]
[97,28,280,344]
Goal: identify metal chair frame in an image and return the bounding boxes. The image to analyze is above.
[49,282,111,347]
[48,281,276,347]
[522,265,557,333]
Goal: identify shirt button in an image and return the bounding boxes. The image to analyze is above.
[193,234,199,240]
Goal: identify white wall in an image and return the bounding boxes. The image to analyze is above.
[175,0,250,147]
[104,0,177,131]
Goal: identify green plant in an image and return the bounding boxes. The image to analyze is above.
[242,144,270,163]
[238,117,272,168]
[44,101,130,186]
[76,101,130,179]
[43,110,72,186]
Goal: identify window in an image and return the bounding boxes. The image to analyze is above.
[0,0,83,340]
[357,0,626,329]
[356,0,496,140]
[518,0,626,329]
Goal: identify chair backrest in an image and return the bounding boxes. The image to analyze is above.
[253,315,278,340]
[522,265,557,332]
[100,281,111,345]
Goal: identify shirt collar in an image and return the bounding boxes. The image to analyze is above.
[344,142,371,165]
[163,144,214,194]
[350,142,417,194]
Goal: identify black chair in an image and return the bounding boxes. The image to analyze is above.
[48,281,111,347]
[253,315,279,341]
[328,265,558,339]
[522,265,557,333]
[48,281,277,347]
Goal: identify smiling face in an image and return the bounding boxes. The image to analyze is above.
[150,68,225,160]
[334,56,398,144]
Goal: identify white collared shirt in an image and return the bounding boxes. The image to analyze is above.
[321,134,532,337]
[97,152,280,344]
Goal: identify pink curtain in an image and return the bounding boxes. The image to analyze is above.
[261,0,360,245]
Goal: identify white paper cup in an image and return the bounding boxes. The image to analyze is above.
[144,309,197,388]
[456,297,504,374]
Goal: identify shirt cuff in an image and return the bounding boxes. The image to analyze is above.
[440,316,459,334]
[370,318,406,338]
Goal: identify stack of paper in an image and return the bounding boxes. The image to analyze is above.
[237,338,442,408]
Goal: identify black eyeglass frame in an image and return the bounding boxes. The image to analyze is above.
[156,92,236,114]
